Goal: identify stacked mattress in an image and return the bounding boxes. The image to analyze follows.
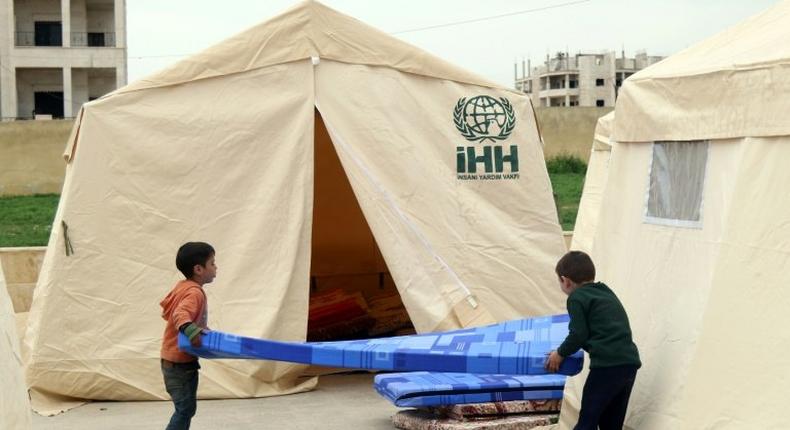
[375,371,567,428]
[374,372,566,407]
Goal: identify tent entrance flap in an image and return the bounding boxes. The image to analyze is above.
[307,110,415,342]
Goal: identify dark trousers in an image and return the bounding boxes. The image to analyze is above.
[575,365,638,430]
[161,359,200,430]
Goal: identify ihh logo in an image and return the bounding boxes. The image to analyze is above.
[456,145,519,174]
[453,95,519,176]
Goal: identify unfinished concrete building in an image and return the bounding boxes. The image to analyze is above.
[0,0,127,120]
[515,51,664,108]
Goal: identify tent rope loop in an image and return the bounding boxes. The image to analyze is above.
[61,220,75,256]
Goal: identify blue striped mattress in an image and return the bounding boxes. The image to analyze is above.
[178,314,583,376]
[374,371,566,407]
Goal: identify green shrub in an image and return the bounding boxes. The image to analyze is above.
[546,154,587,174]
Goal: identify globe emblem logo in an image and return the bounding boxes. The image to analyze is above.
[453,95,516,142]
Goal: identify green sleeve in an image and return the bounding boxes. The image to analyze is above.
[557,297,589,357]
[179,322,202,341]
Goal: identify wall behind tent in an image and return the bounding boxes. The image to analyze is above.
[0,247,45,313]
[0,120,71,196]
[536,107,612,162]
[0,108,610,196]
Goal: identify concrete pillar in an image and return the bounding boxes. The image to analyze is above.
[63,67,73,118]
[114,0,127,87]
[0,66,17,120]
[114,0,126,48]
[115,61,127,88]
[0,0,11,50]
[0,0,13,119]
[62,0,71,47]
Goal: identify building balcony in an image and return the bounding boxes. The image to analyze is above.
[15,31,60,47]
[539,88,580,98]
[539,70,580,78]
[71,32,116,48]
[15,31,117,48]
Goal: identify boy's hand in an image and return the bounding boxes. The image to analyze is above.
[545,350,564,373]
[190,332,202,348]
[181,322,204,348]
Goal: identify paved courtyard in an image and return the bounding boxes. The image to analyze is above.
[32,373,400,430]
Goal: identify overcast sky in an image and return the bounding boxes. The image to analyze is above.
[126,0,780,87]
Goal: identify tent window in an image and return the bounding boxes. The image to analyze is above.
[645,141,709,228]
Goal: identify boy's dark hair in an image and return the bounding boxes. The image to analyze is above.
[176,242,215,279]
[555,250,596,284]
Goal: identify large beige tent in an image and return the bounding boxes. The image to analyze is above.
[0,264,32,428]
[25,1,566,413]
[560,2,790,428]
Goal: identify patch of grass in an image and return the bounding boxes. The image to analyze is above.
[546,154,587,231]
[550,172,585,231]
[0,170,586,245]
[0,194,60,247]
[546,153,587,174]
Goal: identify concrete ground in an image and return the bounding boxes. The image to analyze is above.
[32,373,400,430]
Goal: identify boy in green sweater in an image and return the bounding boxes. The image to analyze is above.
[546,251,641,430]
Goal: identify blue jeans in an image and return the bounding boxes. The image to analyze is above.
[575,365,638,430]
[161,359,200,430]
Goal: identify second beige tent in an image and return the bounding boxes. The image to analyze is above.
[560,2,790,428]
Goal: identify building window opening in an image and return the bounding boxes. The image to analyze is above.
[34,21,62,46]
[87,32,106,47]
[549,77,564,89]
[596,99,605,107]
[595,78,605,87]
[34,92,64,118]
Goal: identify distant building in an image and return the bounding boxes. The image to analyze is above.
[0,0,127,120]
[515,51,664,107]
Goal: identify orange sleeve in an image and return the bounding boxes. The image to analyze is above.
[170,290,204,330]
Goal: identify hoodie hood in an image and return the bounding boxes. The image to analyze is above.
[160,279,202,320]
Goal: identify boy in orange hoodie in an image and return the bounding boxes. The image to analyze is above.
[160,242,216,430]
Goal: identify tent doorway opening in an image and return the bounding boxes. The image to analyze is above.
[307,110,415,342]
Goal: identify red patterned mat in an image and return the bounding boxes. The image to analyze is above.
[432,400,561,421]
[393,409,558,430]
